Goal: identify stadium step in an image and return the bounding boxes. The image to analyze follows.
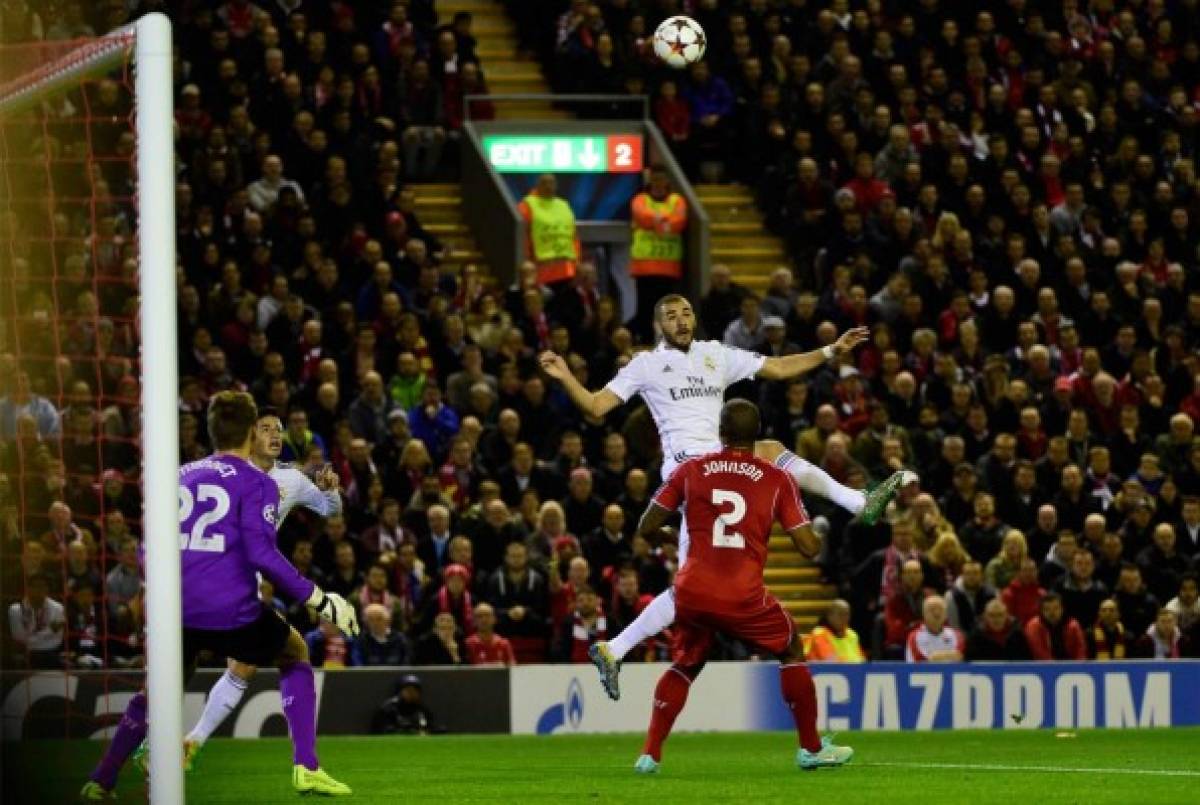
[711,246,786,261]
[408,185,489,276]
[441,0,559,119]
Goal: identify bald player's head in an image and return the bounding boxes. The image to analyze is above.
[719,399,761,448]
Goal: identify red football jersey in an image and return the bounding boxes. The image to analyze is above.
[653,448,809,608]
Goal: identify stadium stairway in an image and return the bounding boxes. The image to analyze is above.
[768,531,836,631]
[696,184,835,628]
[411,183,487,272]
[695,183,786,296]
[443,0,568,119]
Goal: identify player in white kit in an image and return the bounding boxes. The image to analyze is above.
[540,295,916,699]
[150,408,343,769]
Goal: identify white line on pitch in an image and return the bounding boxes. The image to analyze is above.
[862,761,1200,778]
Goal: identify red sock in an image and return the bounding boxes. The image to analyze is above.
[642,666,692,761]
[780,662,822,752]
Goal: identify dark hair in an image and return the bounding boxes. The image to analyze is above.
[654,294,689,322]
[1040,591,1062,607]
[719,399,761,447]
[207,391,258,450]
[257,406,281,422]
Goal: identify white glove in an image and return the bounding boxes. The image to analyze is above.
[306,588,360,637]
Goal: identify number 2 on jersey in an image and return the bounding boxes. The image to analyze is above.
[711,488,747,549]
[178,483,230,552]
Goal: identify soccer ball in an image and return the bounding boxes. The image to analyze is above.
[653,15,706,69]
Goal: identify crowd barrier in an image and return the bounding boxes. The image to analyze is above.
[4,661,1197,739]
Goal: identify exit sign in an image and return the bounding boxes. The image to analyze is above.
[483,135,643,173]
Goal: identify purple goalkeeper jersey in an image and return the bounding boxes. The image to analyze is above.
[179,454,316,630]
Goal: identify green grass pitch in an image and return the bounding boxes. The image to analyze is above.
[5,729,1197,803]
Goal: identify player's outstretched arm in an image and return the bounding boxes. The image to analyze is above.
[787,524,821,560]
[636,501,675,542]
[538,350,621,419]
[756,326,870,381]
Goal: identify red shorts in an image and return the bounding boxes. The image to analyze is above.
[670,590,795,667]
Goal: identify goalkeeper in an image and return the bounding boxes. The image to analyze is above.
[165,408,343,768]
[81,393,359,800]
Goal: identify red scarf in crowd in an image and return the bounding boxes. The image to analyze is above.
[437,586,475,636]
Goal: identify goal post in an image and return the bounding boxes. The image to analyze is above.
[0,11,182,802]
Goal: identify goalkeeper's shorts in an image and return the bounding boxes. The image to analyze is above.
[183,606,291,672]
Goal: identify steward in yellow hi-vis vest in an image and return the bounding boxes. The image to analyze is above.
[805,600,866,662]
[629,166,689,339]
[517,173,580,288]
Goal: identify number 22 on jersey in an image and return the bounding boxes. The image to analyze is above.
[179,483,230,552]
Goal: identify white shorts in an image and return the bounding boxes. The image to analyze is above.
[661,442,721,569]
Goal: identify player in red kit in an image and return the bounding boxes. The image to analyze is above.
[631,399,854,773]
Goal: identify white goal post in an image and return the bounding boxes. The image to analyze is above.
[0,12,182,802]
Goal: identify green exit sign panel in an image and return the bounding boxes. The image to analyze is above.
[484,135,643,173]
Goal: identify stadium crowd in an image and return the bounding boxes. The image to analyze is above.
[3,0,1200,674]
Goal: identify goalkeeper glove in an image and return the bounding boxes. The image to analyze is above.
[306,588,360,637]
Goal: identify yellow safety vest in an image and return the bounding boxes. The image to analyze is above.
[807,626,866,663]
[630,193,685,277]
[525,195,577,262]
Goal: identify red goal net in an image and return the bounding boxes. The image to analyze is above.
[1,33,145,742]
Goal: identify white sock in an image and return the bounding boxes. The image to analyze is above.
[187,669,248,744]
[776,450,866,514]
[608,589,676,661]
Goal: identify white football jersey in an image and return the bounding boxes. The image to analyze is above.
[905,624,965,662]
[269,463,342,528]
[605,339,765,474]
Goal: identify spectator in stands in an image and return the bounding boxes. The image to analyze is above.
[882,558,936,660]
[1138,523,1194,604]
[1040,531,1079,589]
[419,561,474,638]
[351,563,407,631]
[486,541,549,662]
[347,371,394,447]
[465,602,515,666]
[1089,599,1131,661]
[985,530,1028,591]
[606,566,653,658]
[945,560,995,633]
[1167,574,1200,634]
[629,166,688,339]
[246,154,304,213]
[305,619,353,669]
[1177,498,1200,560]
[698,263,747,340]
[7,573,65,669]
[65,578,104,669]
[414,611,465,666]
[966,599,1031,662]
[1112,563,1160,637]
[324,540,363,600]
[905,595,964,663]
[562,468,604,538]
[807,599,866,663]
[517,174,579,291]
[959,492,1007,563]
[104,537,141,621]
[1002,558,1045,627]
[1134,609,1183,660]
[352,603,410,666]
[552,583,605,663]
[723,294,766,351]
[1056,549,1108,629]
[0,371,61,440]
[1025,593,1087,661]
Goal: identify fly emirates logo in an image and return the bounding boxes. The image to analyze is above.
[668,374,723,402]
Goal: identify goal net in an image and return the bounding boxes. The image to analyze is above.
[0,12,181,801]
